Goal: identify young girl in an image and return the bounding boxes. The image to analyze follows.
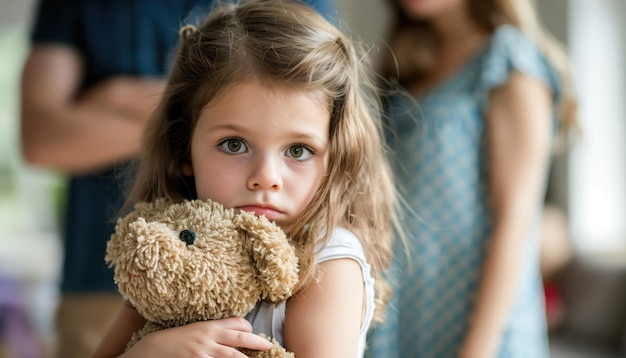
[92,0,400,357]
[366,0,577,358]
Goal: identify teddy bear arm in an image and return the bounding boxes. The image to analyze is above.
[238,334,295,358]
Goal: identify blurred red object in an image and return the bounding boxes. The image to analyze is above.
[544,281,565,331]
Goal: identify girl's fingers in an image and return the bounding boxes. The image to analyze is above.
[194,317,274,351]
[224,328,273,351]
[213,316,254,332]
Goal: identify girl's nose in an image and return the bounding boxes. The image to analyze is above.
[247,156,283,191]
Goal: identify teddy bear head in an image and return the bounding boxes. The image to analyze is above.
[105,198,299,327]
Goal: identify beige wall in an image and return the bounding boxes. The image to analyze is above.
[0,0,35,27]
[336,0,391,63]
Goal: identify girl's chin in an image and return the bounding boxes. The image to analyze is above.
[276,221,293,235]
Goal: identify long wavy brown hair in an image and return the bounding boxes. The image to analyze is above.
[382,0,578,133]
[125,0,401,323]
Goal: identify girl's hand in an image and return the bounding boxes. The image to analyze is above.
[124,317,273,358]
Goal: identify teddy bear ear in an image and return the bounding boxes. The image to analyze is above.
[105,200,157,267]
[235,212,299,303]
[105,215,137,267]
[105,217,124,266]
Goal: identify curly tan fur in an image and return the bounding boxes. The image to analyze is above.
[106,198,297,357]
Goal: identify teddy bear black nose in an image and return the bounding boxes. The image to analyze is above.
[179,229,196,246]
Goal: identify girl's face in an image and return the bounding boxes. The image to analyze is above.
[398,0,466,20]
[183,80,330,233]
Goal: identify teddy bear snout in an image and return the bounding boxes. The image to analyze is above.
[179,229,196,245]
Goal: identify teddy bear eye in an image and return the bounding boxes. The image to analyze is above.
[179,229,196,246]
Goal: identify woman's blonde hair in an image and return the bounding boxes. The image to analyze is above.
[383,0,578,132]
[126,0,399,323]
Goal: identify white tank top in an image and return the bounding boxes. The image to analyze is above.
[244,227,375,358]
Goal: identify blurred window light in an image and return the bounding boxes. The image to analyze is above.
[568,0,626,260]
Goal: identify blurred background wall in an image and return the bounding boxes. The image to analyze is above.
[0,0,62,356]
[568,0,626,258]
[0,0,624,357]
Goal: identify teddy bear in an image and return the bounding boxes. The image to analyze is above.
[105,198,298,357]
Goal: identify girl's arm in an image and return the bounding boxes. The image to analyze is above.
[91,303,146,357]
[91,304,273,358]
[284,258,364,358]
[459,72,553,358]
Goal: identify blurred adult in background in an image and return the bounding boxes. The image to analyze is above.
[19,1,337,357]
[365,0,578,357]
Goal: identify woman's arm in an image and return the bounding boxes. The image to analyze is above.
[92,305,274,358]
[284,258,364,358]
[460,72,553,358]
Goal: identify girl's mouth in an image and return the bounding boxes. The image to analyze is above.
[238,205,282,219]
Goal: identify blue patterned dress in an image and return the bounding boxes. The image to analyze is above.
[365,25,560,358]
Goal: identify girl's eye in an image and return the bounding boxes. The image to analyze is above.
[286,145,313,161]
[218,138,248,154]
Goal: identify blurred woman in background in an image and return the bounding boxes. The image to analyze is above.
[366,0,577,357]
